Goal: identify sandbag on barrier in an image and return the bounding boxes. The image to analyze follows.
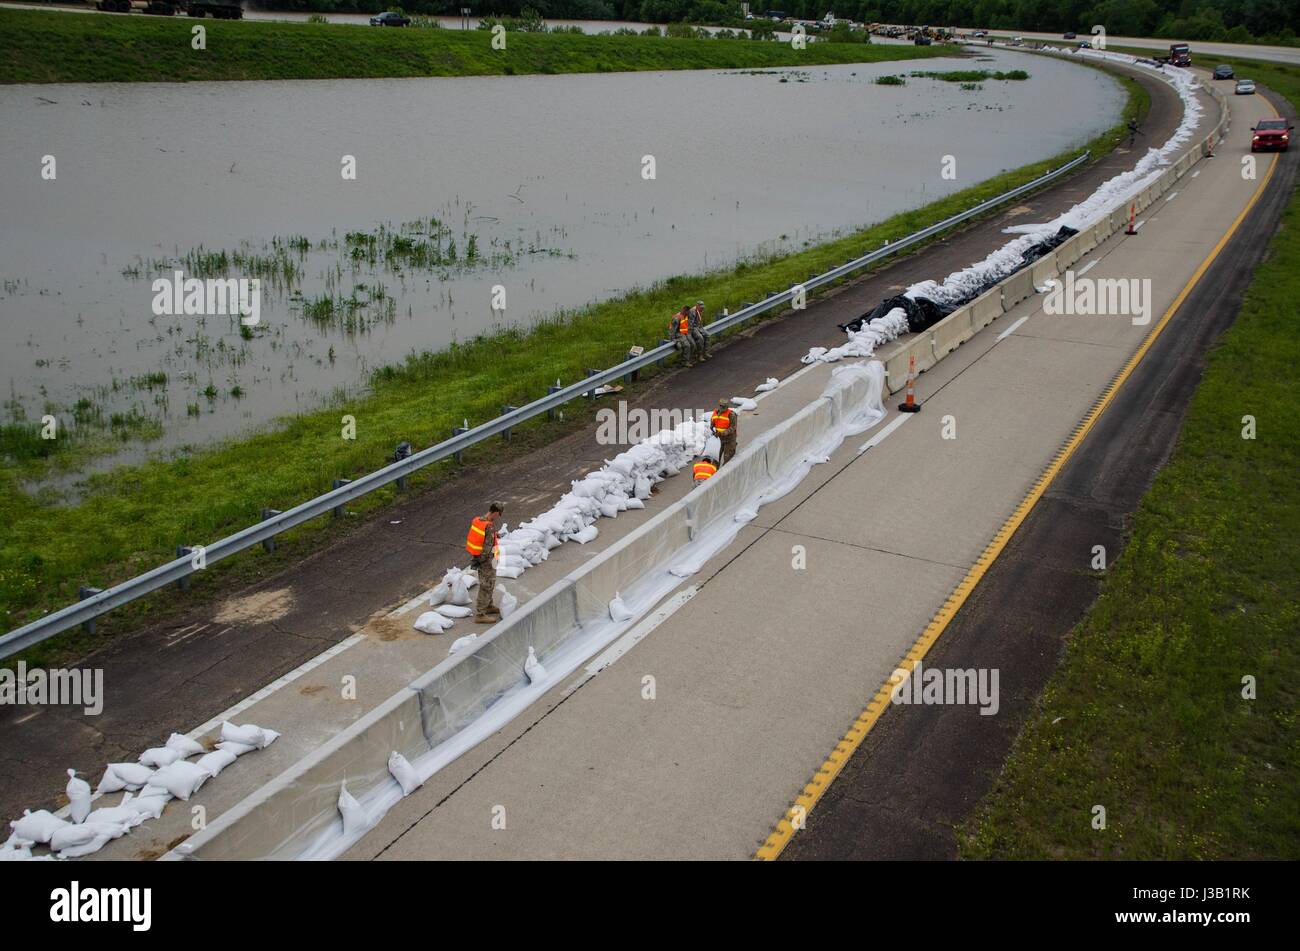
[842,293,954,335]
[841,227,1078,335]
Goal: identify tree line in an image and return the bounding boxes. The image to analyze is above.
[255,0,1298,45]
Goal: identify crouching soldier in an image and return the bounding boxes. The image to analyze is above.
[692,455,718,487]
[688,300,711,361]
[670,304,697,367]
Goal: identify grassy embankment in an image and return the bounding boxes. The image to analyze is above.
[0,7,949,83]
[0,55,1147,668]
[961,52,1300,859]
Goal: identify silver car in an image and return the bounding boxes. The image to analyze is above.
[1235,79,1256,95]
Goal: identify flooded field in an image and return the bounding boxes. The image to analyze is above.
[0,49,1123,471]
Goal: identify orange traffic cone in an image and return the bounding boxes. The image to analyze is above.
[898,352,922,413]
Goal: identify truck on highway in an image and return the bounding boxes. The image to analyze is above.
[1155,43,1191,66]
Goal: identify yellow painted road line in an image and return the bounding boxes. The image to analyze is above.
[754,148,1279,862]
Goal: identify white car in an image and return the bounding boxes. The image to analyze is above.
[1235,79,1256,95]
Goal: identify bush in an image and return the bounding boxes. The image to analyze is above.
[665,22,700,39]
[876,74,905,85]
[306,13,328,24]
[408,15,442,28]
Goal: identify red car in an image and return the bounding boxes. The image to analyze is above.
[1251,118,1293,152]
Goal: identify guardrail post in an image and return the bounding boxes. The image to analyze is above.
[500,406,518,441]
[176,547,193,592]
[547,382,562,420]
[657,340,671,368]
[450,425,468,464]
[78,586,102,635]
[584,368,599,399]
[260,508,282,553]
[624,346,644,384]
[395,441,412,487]
[331,479,352,518]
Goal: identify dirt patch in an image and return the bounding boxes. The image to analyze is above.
[213,587,295,626]
[299,683,326,696]
[370,615,419,642]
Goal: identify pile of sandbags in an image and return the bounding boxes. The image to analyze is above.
[2,721,278,862]
[509,416,711,565]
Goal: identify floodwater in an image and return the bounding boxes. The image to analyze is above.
[0,49,1124,470]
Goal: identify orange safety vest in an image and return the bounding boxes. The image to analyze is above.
[465,516,499,558]
[693,461,717,481]
[676,313,691,335]
[711,409,734,434]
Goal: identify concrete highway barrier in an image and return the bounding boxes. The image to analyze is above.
[969,288,1003,330]
[1002,268,1035,308]
[1030,250,1060,289]
[930,306,974,358]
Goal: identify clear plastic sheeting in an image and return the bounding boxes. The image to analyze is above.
[184,361,888,862]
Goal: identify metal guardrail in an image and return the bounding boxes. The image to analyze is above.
[0,148,1090,660]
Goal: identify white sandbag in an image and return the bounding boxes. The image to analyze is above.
[703,434,721,460]
[448,633,478,655]
[10,810,68,845]
[524,646,548,685]
[139,747,182,769]
[165,733,205,758]
[567,524,599,545]
[414,610,451,634]
[461,568,478,588]
[216,740,257,757]
[127,794,169,821]
[149,761,211,801]
[494,553,527,570]
[435,603,473,619]
[427,579,450,606]
[137,784,173,802]
[496,564,525,579]
[756,377,779,392]
[49,823,98,852]
[544,532,562,550]
[610,593,635,623]
[388,752,422,796]
[97,762,154,794]
[196,748,239,778]
[86,795,149,829]
[731,397,758,411]
[446,568,472,606]
[625,497,645,510]
[598,500,620,519]
[634,475,652,500]
[66,769,91,824]
[615,496,630,512]
[735,508,758,523]
[338,784,370,837]
[0,845,32,862]
[220,721,278,750]
[51,820,127,854]
[493,586,518,619]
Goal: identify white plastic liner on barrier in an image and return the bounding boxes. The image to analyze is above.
[212,361,889,862]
